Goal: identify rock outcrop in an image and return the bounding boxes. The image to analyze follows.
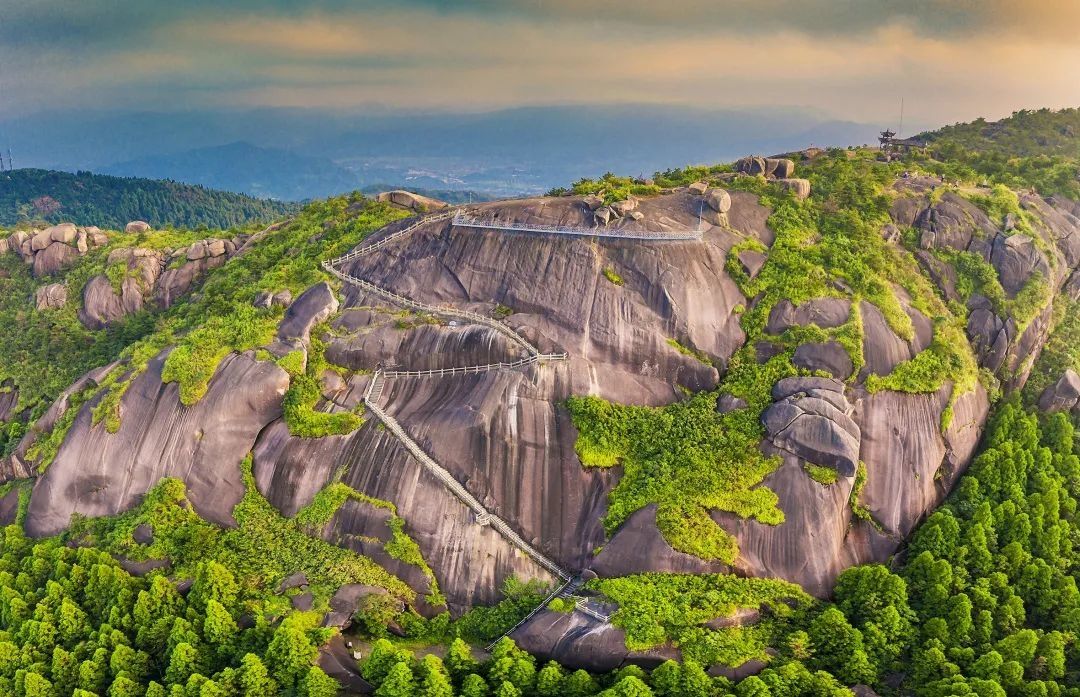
[1038,370,1080,413]
[125,220,151,234]
[762,378,860,477]
[24,351,289,537]
[0,223,107,278]
[35,283,67,311]
[375,190,448,212]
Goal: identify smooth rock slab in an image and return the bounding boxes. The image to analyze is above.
[25,350,288,537]
[793,341,853,379]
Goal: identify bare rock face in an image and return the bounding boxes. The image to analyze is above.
[79,273,154,330]
[687,181,709,195]
[859,297,933,378]
[276,282,339,345]
[736,249,767,279]
[511,610,679,672]
[375,190,448,212]
[1038,369,1080,412]
[915,193,997,253]
[0,380,17,423]
[762,377,860,477]
[591,504,727,577]
[32,243,80,277]
[35,283,67,311]
[991,233,1049,296]
[766,298,849,334]
[793,341,853,379]
[125,220,151,234]
[25,351,289,537]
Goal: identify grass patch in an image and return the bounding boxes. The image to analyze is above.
[602,266,624,286]
[804,464,839,486]
[590,573,810,665]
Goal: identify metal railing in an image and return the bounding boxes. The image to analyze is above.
[452,211,704,241]
[364,385,569,582]
[485,577,576,651]
[322,210,627,634]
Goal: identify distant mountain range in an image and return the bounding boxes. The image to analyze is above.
[2,105,895,201]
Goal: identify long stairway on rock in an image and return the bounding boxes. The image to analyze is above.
[323,206,701,627]
[363,371,569,581]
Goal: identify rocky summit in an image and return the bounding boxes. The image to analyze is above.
[3,108,1080,695]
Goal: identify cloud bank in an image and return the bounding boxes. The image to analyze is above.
[0,0,1076,123]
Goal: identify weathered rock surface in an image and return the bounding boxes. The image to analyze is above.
[276,281,339,345]
[24,350,289,537]
[0,380,18,424]
[375,190,448,212]
[762,378,859,477]
[511,610,679,671]
[591,504,727,577]
[1039,369,1080,413]
[33,242,80,277]
[991,233,1049,296]
[125,220,151,234]
[35,283,67,310]
[766,298,849,334]
[793,341,853,379]
[735,156,767,176]
[776,178,811,200]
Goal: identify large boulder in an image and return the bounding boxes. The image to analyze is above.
[35,283,67,311]
[48,223,78,244]
[276,282,339,345]
[766,298,849,334]
[322,584,391,629]
[31,229,54,252]
[735,156,767,176]
[125,221,151,234]
[915,194,997,253]
[765,158,796,179]
[375,190,447,213]
[79,276,136,329]
[32,243,80,277]
[762,378,860,477]
[776,178,811,200]
[1038,369,1080,413]
[990,233,1049,296]
[793,341,853,379]
[610,198,638,217]
[705,188,732,214]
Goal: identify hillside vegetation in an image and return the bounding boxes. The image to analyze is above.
[1,108,1080,696]
[917,108,1080,199]
[0,169,297,230]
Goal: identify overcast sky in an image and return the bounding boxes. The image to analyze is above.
[1,0,1078,125]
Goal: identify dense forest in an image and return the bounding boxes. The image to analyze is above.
[0,169,298,230]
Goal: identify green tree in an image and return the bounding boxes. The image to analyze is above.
[300,666,340,697]
[375,662,416,697]
[460,673,489,697]
[239,654,276,697]
[264,625,317,691]
[536,661,565,697]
